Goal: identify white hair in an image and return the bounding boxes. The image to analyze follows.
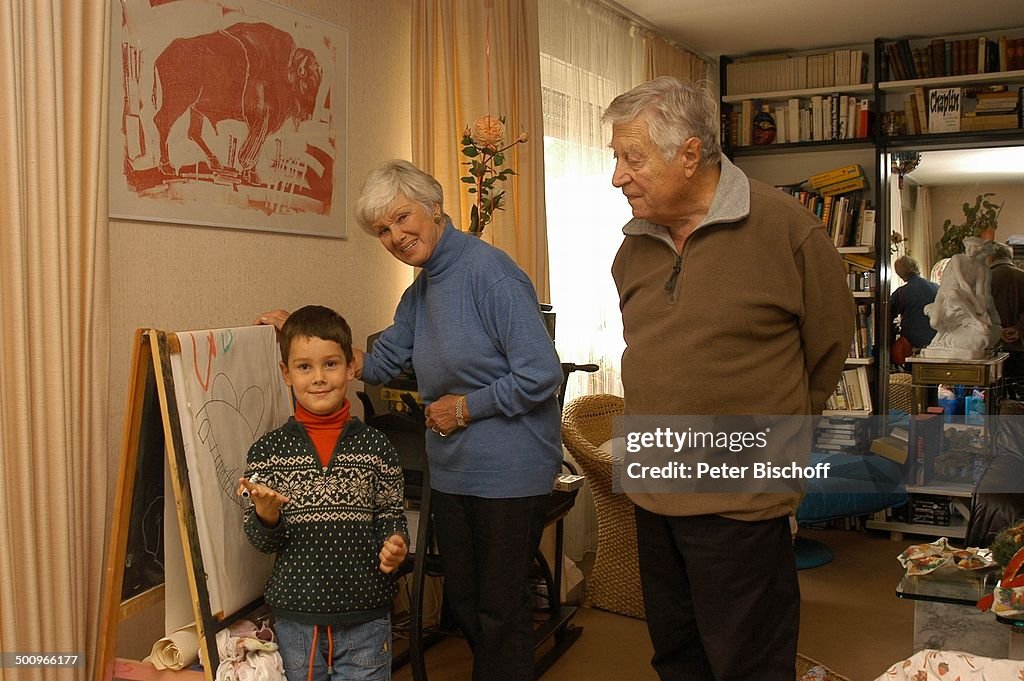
[353,159,446,235]
[602,76,721,167]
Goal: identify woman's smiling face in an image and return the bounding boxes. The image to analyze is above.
[373,196,443,267]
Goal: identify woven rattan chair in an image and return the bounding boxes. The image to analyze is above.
[561,393,644,619]
[889,371,913,413]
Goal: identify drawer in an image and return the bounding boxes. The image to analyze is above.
[913,364,989,385]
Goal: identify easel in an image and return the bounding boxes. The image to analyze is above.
[96,329,266,681]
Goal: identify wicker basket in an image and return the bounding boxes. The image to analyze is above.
[561,394,644,619]
[889,371,913,413]
[796,653,851,681]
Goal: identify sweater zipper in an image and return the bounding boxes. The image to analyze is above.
[664,253,682,302]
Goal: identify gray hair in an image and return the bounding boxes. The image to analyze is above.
[893,255,920,278]
[602,76,722,168]
[353,159,446,235]
[992,241,1014,260]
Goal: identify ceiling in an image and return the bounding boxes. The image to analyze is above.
[611,0,1024,60]
[610,0,1024,185]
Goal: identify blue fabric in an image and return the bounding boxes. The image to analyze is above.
[363,224,564,498]
[796,451,907,525]
[276,616,392,681]
[890,273,940,349]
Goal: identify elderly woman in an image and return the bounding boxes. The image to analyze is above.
[265,159,563,681]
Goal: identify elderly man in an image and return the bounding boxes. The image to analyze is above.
[603,77,854,681]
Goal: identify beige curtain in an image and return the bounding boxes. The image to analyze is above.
[412,0,550,299]
[641,29,709,82]
[0,2,110,680]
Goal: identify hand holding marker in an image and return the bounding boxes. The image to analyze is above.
[240,473,260,499]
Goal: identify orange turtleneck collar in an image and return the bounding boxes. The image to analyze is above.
[294,400,351,467]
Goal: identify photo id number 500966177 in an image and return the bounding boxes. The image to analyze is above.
[2,654,82,668]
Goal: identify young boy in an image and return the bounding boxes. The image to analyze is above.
[238,305,408,681]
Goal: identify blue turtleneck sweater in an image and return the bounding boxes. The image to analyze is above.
[362,224,563,497]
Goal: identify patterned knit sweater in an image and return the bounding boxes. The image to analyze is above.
[243,416,407,625]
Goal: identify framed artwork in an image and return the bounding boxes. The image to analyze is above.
[110,0,348,238]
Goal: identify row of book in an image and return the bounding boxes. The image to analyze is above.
[776,187,873,249]
[892,85,1022,136]
[849,303,875,361]
[882,36,1024,83]
[825,365,872,413]
[726,48,869,96]
[813,414,870,454]
[726,95,873,147]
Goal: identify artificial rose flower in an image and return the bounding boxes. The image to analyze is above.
[472,115,505,147]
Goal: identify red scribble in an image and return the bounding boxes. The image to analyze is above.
[191,331,217,391]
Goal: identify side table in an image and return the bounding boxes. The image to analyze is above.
[897,569,1020,659]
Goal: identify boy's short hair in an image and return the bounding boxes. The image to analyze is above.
[279,305,354,364]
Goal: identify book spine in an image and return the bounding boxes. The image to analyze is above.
[809,164,862,189]
[820,177,867,197]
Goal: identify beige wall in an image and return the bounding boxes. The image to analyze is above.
[108,0,413,657]
[927,182,1024,265]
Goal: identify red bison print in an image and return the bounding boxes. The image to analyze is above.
[152,22,322,183]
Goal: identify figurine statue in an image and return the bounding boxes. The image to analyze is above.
[922,237,1002,359]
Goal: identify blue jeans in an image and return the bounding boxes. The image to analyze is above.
[275,616,392,681]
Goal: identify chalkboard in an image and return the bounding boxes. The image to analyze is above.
[119,362,165,602]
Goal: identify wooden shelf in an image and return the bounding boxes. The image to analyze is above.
[878,69,1024,93]
[723,83,873,104]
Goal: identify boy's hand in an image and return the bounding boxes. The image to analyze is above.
[237,476,290,527]
[378,533,408,573]
[254,309,290,331]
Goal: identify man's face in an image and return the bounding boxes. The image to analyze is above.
[609,119,690,224]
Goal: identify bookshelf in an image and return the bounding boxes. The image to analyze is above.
[720,45,883,420]
[720,27,1024,429]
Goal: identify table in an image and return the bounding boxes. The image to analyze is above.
[897,568,1024,659]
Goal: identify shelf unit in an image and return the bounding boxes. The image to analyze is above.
[866,482,973,541]
[720,43,883,420]
[720,27,1024,428]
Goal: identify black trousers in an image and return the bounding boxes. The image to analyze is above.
[634,507,799,681]
[430,490,548,681]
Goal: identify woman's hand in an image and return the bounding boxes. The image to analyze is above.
[424,394,469,437]
[378,534,409,573]
[237,476,290,527]
[253,309,290,331]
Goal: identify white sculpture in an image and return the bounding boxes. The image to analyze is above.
[921,237,1002,359]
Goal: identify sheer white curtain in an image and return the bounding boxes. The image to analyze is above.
[538,0,642,400]
[538,0,708,402]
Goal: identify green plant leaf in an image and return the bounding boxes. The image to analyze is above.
[493,153,504,166]
[463,147,479,157]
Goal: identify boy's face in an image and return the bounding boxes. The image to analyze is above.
[280,335,354,416]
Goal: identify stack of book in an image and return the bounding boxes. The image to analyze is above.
[961,87,1021,131]
[814,414,869,453]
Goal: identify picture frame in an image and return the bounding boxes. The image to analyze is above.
[109,0,348,238]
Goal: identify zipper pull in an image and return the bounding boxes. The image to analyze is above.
[664,255,682,292]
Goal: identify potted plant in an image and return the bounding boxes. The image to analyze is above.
[935,192,1003,259]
